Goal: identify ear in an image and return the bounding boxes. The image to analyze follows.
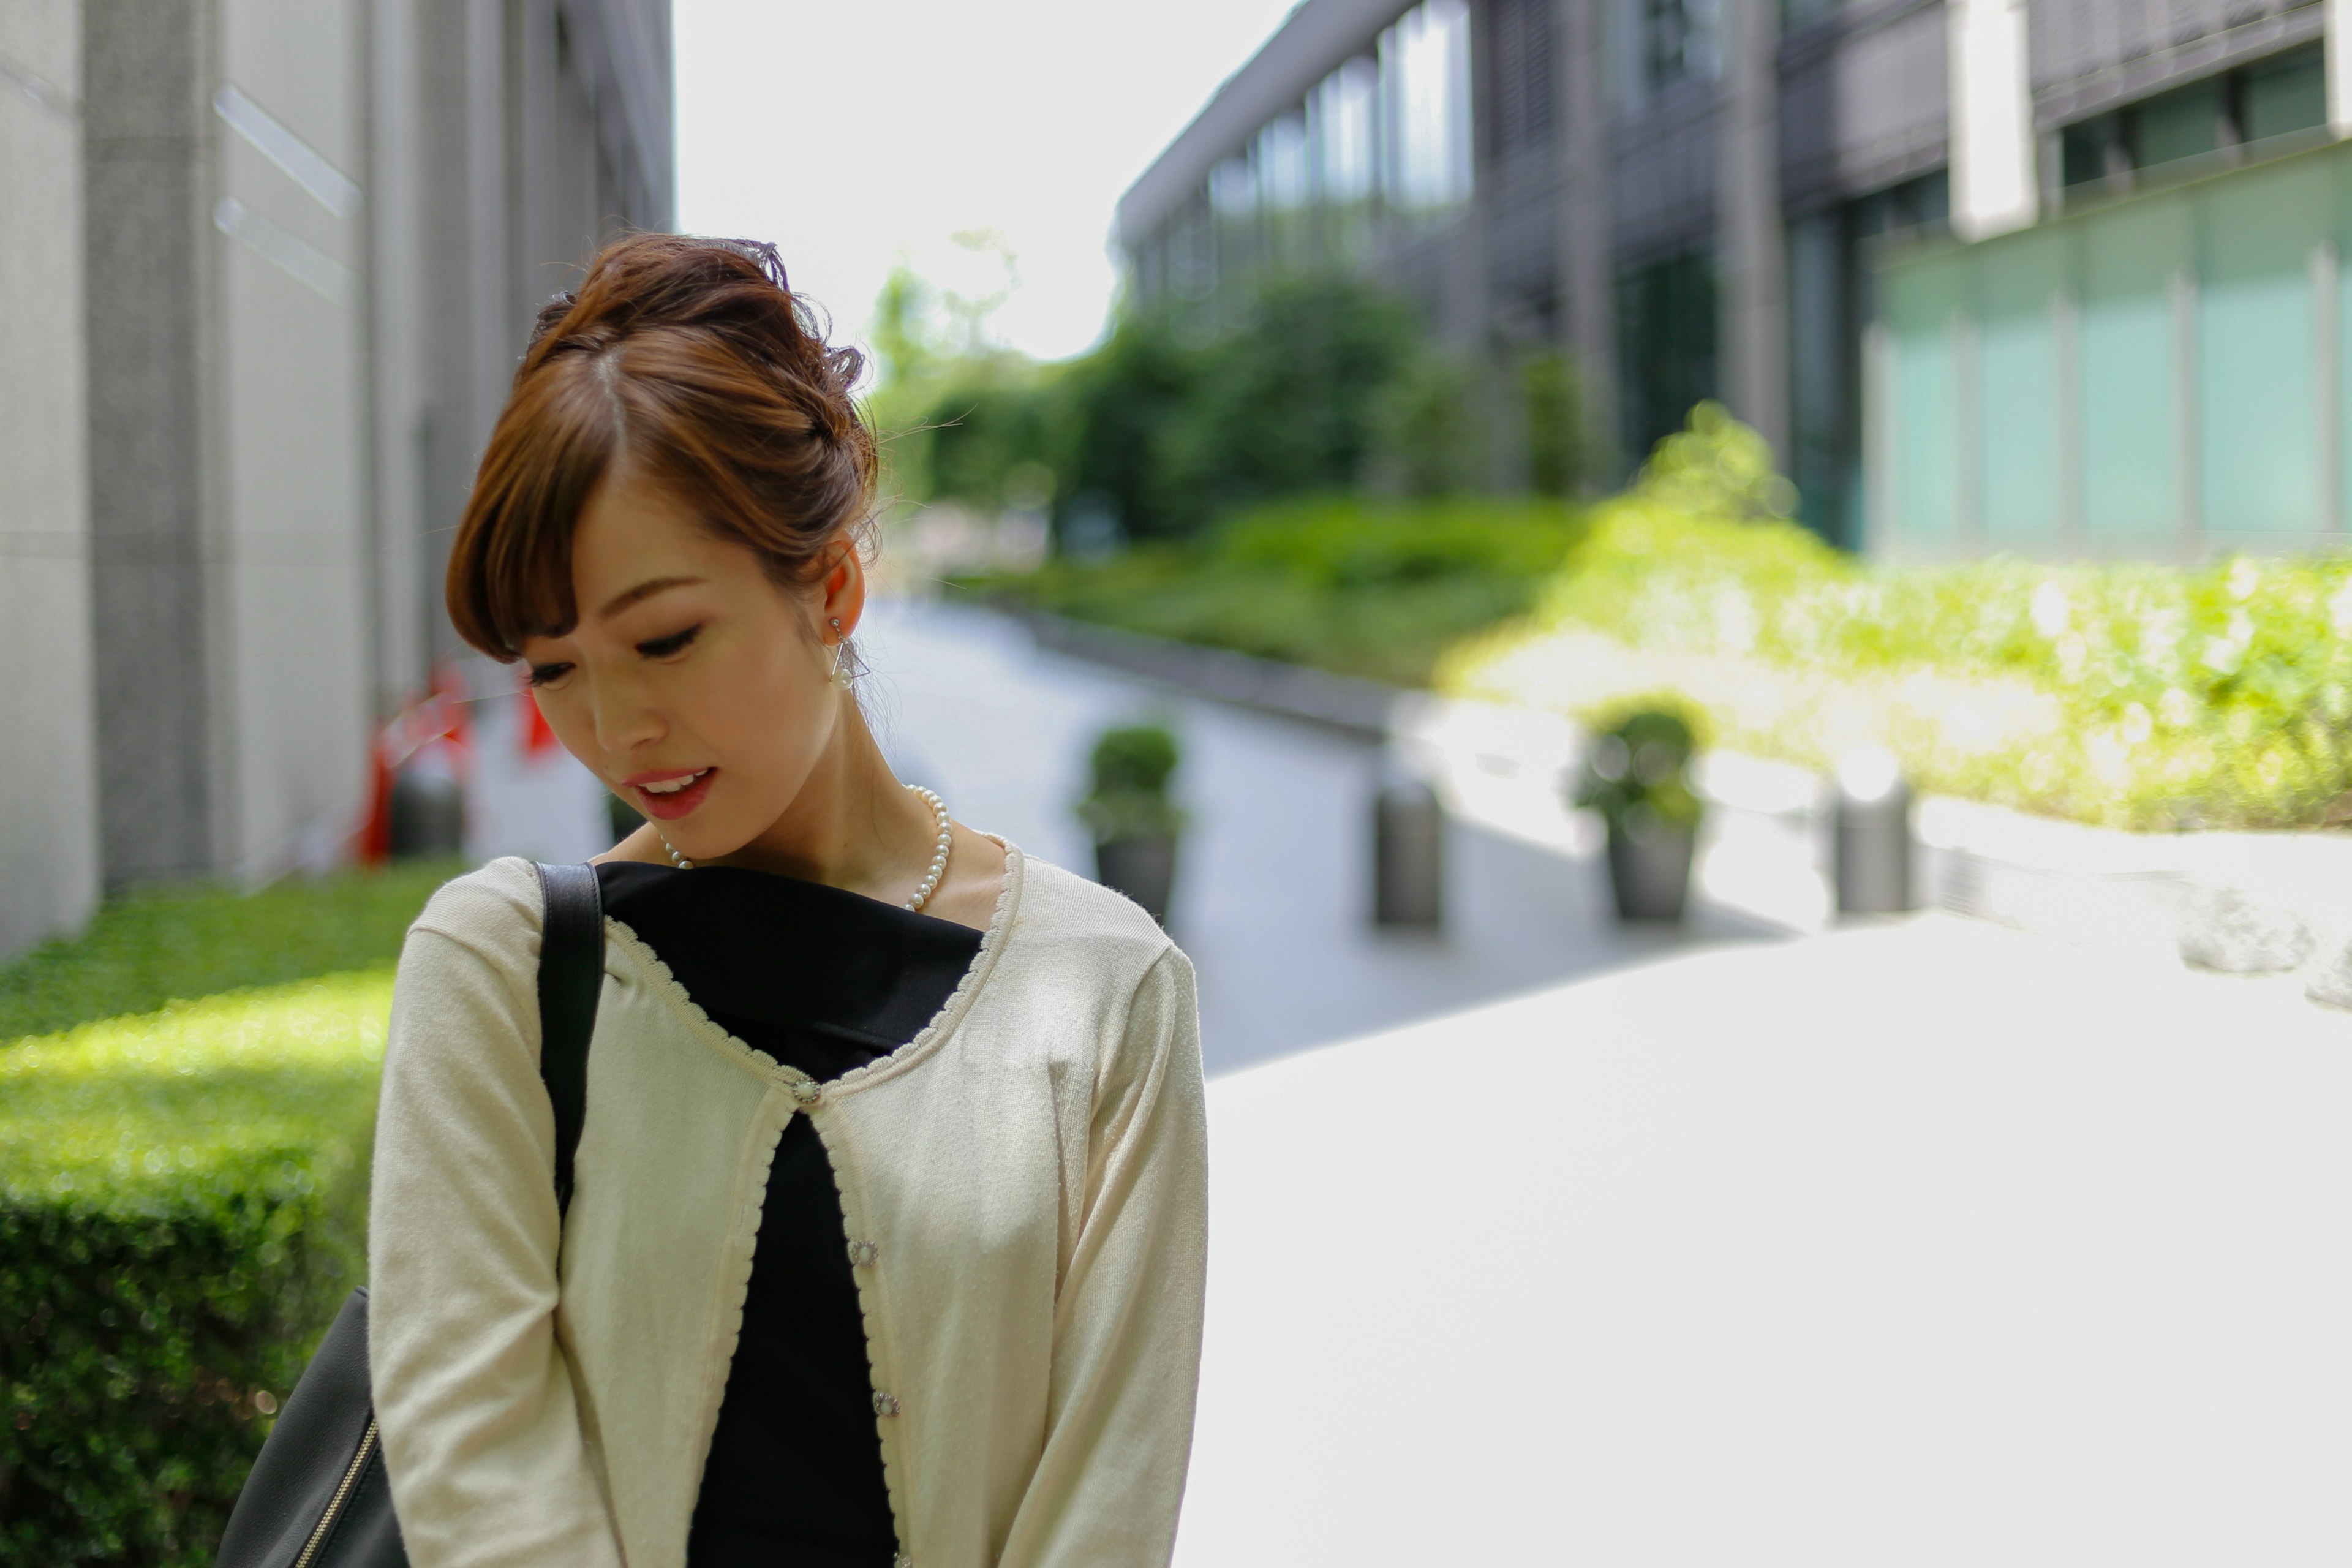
[817,544,867,639]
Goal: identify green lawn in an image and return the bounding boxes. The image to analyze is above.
[0,859,458,1044]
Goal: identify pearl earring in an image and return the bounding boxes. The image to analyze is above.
[829,617,854,689]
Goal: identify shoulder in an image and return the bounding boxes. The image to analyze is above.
[992,851,1197,1063]
[385,860,550,1074]
[1000,850,1177,984]
[408,856,545,955]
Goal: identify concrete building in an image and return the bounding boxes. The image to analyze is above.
[1115,0,2350,556]
[0,0,671,960]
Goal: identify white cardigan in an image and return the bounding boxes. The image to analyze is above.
[367,847,1207,1568]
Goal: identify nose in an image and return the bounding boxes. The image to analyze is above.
[587,670,664,758]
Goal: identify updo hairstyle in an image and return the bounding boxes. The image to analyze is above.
[445,232,877,658]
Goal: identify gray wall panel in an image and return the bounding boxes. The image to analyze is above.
[82,0,220,886]
[0,0,101,954]
[2032,0,2324,123]
[1781,0,1948,211]
[1611,83,1719,263]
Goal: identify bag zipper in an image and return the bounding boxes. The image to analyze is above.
[293,1417,379,1568]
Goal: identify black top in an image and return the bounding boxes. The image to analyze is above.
[596,862,984,1568]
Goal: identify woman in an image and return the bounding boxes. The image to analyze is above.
[367,233,1208,1568]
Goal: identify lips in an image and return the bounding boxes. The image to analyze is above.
[630,767,715,821]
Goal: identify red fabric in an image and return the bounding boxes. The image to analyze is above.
[522,680,562,756]
[353,661,478,865]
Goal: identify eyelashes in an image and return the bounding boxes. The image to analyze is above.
[635,624,702,659]
[527,625,701,687]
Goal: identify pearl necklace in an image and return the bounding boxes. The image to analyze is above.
[903,785,952,912]
[660,784,954,913]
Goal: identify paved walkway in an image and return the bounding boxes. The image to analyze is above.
[858,597,1774,1074]
[861,600,2352,1561]
[1180,919,2352,1564]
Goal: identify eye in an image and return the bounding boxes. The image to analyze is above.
[526,662,574,688]
[636,624,703,660]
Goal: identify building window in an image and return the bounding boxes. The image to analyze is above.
[1787,171,1950,549]
[1314,57,1380,206]
[1781,0,1842,32]
[2061,42,2326,197]
[1210,156,1256,219]
[1256,113,1311,212]
[1616,249,1717,467]
[1382,0,1474,213]
[1640,0,1720,96]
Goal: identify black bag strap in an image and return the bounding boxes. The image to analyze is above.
[533,861,605,1219]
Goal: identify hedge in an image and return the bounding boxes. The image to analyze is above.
[974,494,1586,687]
[1441,404,2352,832]
[0,972,390,1565]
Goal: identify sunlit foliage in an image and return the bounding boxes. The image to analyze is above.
[1443,405,2352,831]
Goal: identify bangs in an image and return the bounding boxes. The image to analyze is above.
[447,231,881,662]
[445,352,620,658]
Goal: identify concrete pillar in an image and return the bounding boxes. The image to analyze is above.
[213,0,375,879]
[1718,0,1789,459]
[1558,0,1618,480]
[367,0,433,712]
[1949,0,2038,241]
[83,0,228,886]
[0,0,102,957]
[80,0,377,888]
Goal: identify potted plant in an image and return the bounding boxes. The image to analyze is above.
[1574,704,1704,922]
[1079,723,1185,924]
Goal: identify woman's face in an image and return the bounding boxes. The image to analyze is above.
[518,467,855,861]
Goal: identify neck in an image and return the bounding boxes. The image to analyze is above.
[709,697,935,900]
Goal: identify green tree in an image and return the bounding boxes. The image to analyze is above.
[1149,273,1417,533]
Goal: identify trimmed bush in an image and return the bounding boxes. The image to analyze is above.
[980,495,1585,688]
[0,972,391,1565]
[1575,704,1706,834]
[1078,725,1186,843]
[1442,404,2352,831]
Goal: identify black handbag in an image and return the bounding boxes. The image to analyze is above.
[214,862,606,1568]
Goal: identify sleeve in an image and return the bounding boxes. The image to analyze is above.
[366,870,624,1568]
[998,946,1211,1568]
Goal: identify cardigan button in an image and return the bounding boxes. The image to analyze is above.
[789,1079,820,1106]
[872,1392,901,1418]
[848,1239,878,1267]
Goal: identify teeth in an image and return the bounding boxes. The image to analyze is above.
[642,771,706,795]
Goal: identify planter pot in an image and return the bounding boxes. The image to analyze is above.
[1606,824,1695,922]
[390,766,464,859]
[1095,834,1178,925]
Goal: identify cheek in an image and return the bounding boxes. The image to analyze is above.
[692,635,834,777]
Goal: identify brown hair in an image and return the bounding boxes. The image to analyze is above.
[445,232,877,658]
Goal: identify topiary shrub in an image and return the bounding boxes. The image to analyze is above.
[0,973,390,1566]
[1077,724,1186,844]
[1574,702,1706,840]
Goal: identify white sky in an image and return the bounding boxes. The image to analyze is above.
[674,0,1302,368]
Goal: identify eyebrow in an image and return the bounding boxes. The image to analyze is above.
[595,575,706,622]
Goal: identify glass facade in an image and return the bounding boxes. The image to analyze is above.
[1875,140,2352,556]
[1787,174,1949,549]
[1133,0,1472,332]
[2060,43,2327,200]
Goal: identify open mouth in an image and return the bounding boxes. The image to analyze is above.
[631,768,715,821]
